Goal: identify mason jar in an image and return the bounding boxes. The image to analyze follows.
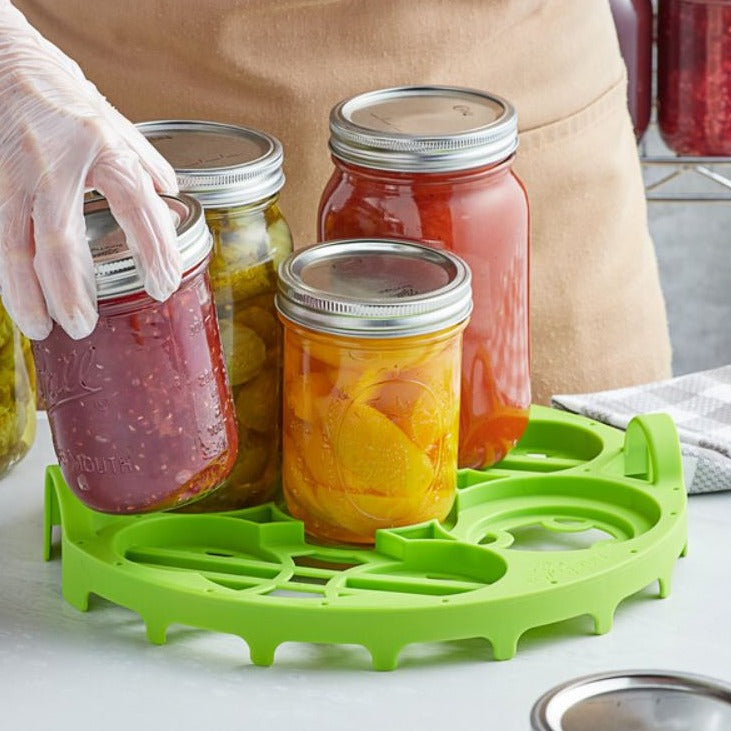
[609,0,653,141]
[658,0,731,155]
[139,120,293,510]
[32,194,238,513]
[0,302,36,478]
[276,239,472,545]
[318,86,530,470]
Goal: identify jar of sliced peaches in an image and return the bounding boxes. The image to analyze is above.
[276,239,472,544]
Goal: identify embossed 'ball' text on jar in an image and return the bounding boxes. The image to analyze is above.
[139,120,293,510]
[276,239,472,545]
[318,86,531,470]
[32,194,238,514]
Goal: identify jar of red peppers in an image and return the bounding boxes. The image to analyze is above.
[658,0,731,155]
[276,239,472,544]
[32,194,238,514]
[138,120,293,510]
[318,86,530,470]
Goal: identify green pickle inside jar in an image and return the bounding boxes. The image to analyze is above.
[193,198,293,509]
[0,302,36,478]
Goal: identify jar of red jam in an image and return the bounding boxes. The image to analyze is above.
[658,0,731,155]
[609,0,653,141]
[318,86,530,470]
[138,121,293,510]
[32,194,238,513]
[276,239,472,544]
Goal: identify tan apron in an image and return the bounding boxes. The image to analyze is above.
[16,0,672,404]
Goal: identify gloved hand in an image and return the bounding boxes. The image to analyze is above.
[0,1,182,341]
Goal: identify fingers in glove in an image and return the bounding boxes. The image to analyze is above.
[0,201,53,340]
[31,180,98,341]
[88,147,182,302]
[99,103,179,194]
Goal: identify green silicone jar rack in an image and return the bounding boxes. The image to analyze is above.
[44,406,687,671]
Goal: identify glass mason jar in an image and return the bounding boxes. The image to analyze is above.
[609,0,653,141]
[319,86,530,470]
[139,121,294,510]
[32,194,238,514]
[0,302,36,477]
[276,239,472,545]
[658,0,731,155]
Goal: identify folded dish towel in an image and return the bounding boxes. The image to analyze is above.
[552,365,731,494]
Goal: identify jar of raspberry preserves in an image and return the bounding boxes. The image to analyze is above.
[658,0,731,155]
[318,86,530,470]
[33,194,238,513]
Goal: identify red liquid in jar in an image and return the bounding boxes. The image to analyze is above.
[319,158,530,469]
[658,0,731,155]
[33,268,238,513]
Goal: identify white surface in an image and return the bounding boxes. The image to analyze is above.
[1,415,730,730]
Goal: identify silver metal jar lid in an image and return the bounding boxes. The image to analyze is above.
[530,670,731,731]
[329,85,518,172]
[276,239,472,338]
[85,193,212,300]
[136,120,285,207]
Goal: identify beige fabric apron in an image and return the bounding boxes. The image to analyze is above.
[16,0,672,404]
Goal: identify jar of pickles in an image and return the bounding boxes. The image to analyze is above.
[138,120,294,510]
[319,86,530,470]
[658,0,731,155]
[0,302,36,478]
[32,194,238,513]
[276,239,472,545]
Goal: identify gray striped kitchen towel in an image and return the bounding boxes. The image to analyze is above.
[552,365,731,494]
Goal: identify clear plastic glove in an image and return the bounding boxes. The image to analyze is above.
[0,1,182,341]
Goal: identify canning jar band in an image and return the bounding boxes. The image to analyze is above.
[87,193,212,301]
[329,85,519,172]
[276,239,473,338]
[136,120,286,207]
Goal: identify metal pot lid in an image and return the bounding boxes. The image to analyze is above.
[530,670,731,731]
[276,239,472,338]
[86,193,211,300]
[329,85,518,172]
[137,120,285,207]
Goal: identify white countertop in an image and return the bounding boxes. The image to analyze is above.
[1,414,730,730]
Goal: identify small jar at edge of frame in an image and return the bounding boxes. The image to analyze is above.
[318,86,531,469]
[0,302,36,479]
[139,120,294,510]
[276,239,472,545]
